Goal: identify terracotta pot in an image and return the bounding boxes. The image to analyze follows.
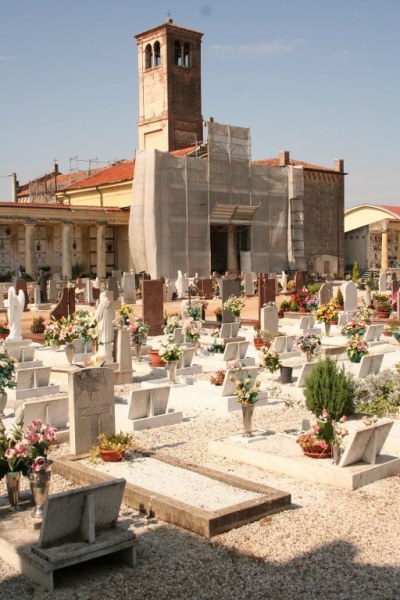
[99,449,125,462]
[299,307,307,313]
[253,338,271,350]
[303,444,332,459]
[0,332,8,340]
[376,310,390,319]
[148,349,165,367]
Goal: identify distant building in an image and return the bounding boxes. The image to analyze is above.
[345,204,400,272]
[0,18,345,280]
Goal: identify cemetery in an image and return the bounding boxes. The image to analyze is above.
[0,271,399,595]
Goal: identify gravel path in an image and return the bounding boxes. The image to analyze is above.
[0,335,399,599]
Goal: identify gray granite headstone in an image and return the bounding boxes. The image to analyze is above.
[272,336,294,353]
[260,305,279,334]
[177,347,196,369]
[378,272,387,292]
[123,273,136,304]
[243,272,255,296]
[48,279,57,302]
[107,276,119,301]
[296,362,317,387]
[68,367,115,455]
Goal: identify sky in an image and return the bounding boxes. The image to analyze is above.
[1,0,399,208]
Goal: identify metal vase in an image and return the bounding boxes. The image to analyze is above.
[134,342,142,362]
[325,322,331,337]
[167,361,178,383]
[6,471,21,509]
[29,470,51,519]
[332,445,341,465]
[0,388,7,418]
[241,403,255,438]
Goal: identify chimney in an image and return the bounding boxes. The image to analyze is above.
[11,173,18,202]
[334,159,344,173]
[53,162,59,175]
[278,151,290,166]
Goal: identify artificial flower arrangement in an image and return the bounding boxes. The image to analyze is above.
[180,317,202,342]
[356,304,372,322]
[0,418,57,479]
[296,409,348,455]
[389,293,397,312]
[182,300,203,320]
[158,341,183,362]
[313,301,339,323]
[0,347,17,391]
[44,317,63,346]
[73,309,98,344]
[258,348,281,373]
[362,414,378,426]
[0,318,9,335]
[373,294,392,312]
[118,304,132,326]
[223,295,245,317]
[296,333,321,356]
[210,369,226,386]
[30,315,46,333]
[346,335,369,363]
[164,315,181,335]
[130,318,149,344]
[305,296,318,312]
[341,319,367,338]
[230,368,261,404]
[54,315,77,345]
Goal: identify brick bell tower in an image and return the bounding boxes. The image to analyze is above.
[135,18,203,152]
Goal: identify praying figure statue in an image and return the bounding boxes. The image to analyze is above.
[280,271,288,294]
[94,291,114,360]
[7,287,25,341]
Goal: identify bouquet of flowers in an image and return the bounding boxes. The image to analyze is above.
[58,315,78,344]
[223,295,245,317]
[332,416,349,447]
[180,317,202,342]
[258,348,281,373]
[24,418,57,471]
[210,369,226,386]
[389,293,397,312]
[118,304,132,326]
[346,335,369,362]
[74,310,98,343]
[164,315,181,335]
[130,318,149,344]
[231,368,261,404]
[44,317,63,346]
[158,341,183,362]
[313,302,339,323]
[0,347,16,390]
[305,296,318,312]
[182,301,203,320]
[341,319,367,338]
[296,333,321,355]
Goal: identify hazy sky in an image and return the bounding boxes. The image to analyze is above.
[1,0,399,208]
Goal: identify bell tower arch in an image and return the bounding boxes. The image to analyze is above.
[135,18,203,152]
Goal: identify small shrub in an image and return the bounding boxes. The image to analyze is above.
[335,287,344,307]
[304,356,354,419]
[352,262,359,283]
[353,370,400,417]
[306,283,321,295]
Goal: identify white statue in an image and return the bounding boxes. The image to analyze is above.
[7,287,25,341]
[176,270,184,298]
[280,271,288,294]
[94,291,114,360]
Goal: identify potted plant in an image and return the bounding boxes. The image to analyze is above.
[297,410,348,462]
[253,325,274,350]
[373,294,392,317]
[90,431,135,463]
[130,317,150,361]
[0,318,9,339]
[223,295,245,318]
[346,335,369,363]
[30,315,46,334]
[118,303,132,326]
[304,355,354,419]
[334,287,344,310]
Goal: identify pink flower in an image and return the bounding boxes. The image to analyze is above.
[312,424,319,432]
[32,456,46,472]
[31,418,42,429]
[26,431,40,444]
[5,448,16,459]
[322,408,329,418]
[340,415,347,423]
[14,441,29,457]
[44,427,57,441]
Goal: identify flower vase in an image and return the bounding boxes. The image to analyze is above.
[349,353,362,363]
[167,361,178,383]
[325,322,331,337]
[92,338,99,354]
[241,403,255,438]
[29,469,52,519]
[332,445,341,466]
[50,340,59,351]
[0,388,7,417]
[65,342,75,364]
[134,342,142,362]
[6,471,21,510]
[306,351,313,362]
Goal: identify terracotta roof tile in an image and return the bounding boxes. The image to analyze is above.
[63,160,135,190]
[381,205,400,217]
[253,158,336,172]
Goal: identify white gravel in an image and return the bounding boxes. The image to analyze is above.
[0,330,399,599]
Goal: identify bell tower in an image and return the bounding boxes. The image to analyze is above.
[135,18,203,152]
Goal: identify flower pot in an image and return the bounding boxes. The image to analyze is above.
[376,310,390,319]
[29,469,52,519]
[253,338,271,350]
[215,314,222,322]
[299,307,307,313]
[302,444,332,459]
[99,449,125,462]
[348,353,363,363]
[148,349,165,367]
[241,403,255,438]
[280,365,293,384]
[0,388,7,418]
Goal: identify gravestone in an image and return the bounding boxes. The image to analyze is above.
[378,272,387,292]
[297,362,317,387]
[272,335,294,353]
[339,419,393,467]
[257,274,276,314]
[115,328,133,384]
[365,286,372,307]
[112,269,122,282]
[33,285,40,307]
[343,281,358,312]
[165,278,177,301]
[221,279,241,323]
[20,395,69,432]
[196,278,214,299]
[50,286,75,321]
[48,279,57,302]
[16,279,29,311]
[260,304,279,334]
[128,386,170,420]
[172,327,183,343]
[177,346,196,369]
[295,271,305,293]
[318,282,333,306]
[243,272,254,296]
[26,479,136,591]
[142,279,164,335]
[218,322,242,340]
[68,367,115,455]
[220,365,260,396]
[355,354,384,378]
[391,277,399,295]
[222,341,250,362]
[364,324,384,342]
[123,273,136,304]
[107,276,119,301]
[269,272,279,295]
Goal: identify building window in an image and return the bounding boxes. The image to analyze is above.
[174,40,182,66]
[154,41,161,66]
[145,44,153,69]
[183,42,190,67]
